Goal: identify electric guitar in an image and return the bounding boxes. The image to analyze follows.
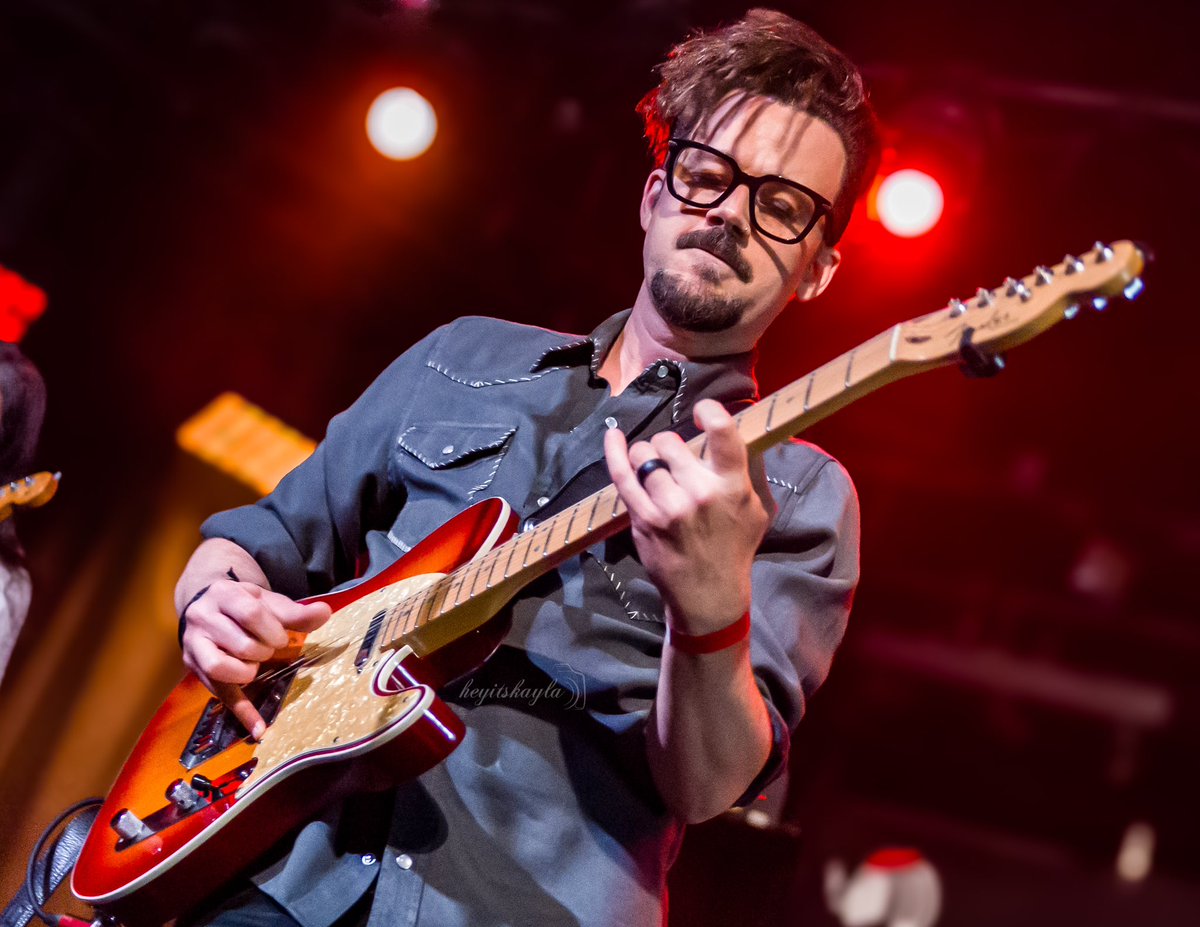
[72,242,1146,926]
[0,471,59,523]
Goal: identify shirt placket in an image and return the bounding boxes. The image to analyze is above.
[519,362,682,530]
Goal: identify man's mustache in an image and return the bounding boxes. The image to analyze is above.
[676,227,752,284]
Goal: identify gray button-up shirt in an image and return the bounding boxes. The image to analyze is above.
[200,310,859,927]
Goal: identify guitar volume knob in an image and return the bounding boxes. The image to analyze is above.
[167,778,203,811]
[111,809,152,842]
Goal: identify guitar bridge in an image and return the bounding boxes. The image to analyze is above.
[179,670,294,770]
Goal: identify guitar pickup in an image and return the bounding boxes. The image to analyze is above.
[354,610,387,674]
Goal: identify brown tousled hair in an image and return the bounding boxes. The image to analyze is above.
[638,9,880,244]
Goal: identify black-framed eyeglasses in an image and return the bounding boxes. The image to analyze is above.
[665,138,833,245]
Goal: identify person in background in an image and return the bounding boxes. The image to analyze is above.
[0,263,48,687]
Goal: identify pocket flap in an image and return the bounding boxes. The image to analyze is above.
[397,421,516,469]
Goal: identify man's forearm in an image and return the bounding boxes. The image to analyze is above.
[174,537,271,614]
[645,623,773,824]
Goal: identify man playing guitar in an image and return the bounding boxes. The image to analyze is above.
[174,10,878,926]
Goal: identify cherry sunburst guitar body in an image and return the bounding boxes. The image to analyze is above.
[71,498,519,926]
[72,242,1147,926]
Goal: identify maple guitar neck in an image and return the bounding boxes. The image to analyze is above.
[381,239,1147,657]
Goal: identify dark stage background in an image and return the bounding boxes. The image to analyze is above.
[1,1,1198,924]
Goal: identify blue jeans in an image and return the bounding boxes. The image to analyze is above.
[181,884,372,927]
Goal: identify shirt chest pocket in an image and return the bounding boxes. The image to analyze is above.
[388,421,517,551]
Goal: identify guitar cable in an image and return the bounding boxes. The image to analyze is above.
[17,797,105,927]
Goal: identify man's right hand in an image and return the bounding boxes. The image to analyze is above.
[180,579,331,740]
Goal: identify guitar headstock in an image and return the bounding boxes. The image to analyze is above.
[0,471,60,522]
[892,240,1146,368]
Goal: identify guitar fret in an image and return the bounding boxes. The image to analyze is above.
[844,349,857,388]
[475,557,494,593]
[484,548,502,589]
[431,578,454,622]
[455,565,476,606]
[390,596,412,637]
[803,372,815,412]
[538,518,557,557]
[520,529,538,569]
[444,571,465,608]
[765,394,777,430]
[415,584,439,628]
[587,493,601,531]
[564,503,580,546]
[378,608,394,649]
[400,594,419,633]
[387,599,403,631]
[465,560,485,601]
[466,561,484,597]
[502,538,519,580]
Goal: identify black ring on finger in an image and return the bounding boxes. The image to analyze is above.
[636,457,671,487]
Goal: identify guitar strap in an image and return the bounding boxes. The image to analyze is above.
[532,397,756,525]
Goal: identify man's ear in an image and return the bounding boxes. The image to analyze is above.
[639,169,666,232]
[795,244,841,302]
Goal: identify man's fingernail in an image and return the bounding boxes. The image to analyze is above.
[252,721,266,740]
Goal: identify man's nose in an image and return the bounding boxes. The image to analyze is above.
[704,183,752,238]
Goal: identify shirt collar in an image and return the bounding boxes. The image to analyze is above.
[531,309,760,422]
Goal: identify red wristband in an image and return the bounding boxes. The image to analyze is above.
[666,612,751,655]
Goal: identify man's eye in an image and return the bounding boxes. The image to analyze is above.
[761,198,801,221]
[683,168,728,189]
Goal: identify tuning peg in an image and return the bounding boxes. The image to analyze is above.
[947,298,967,318]
[1063,255,1085,274]
[1034,266,1054,286]
[1123,277,1145,301]
[1093,241,1114,263]
[1003,277,1032,301]
[975,287,995,308]
[1064,302,1081,320]
[1090,295,1109,312]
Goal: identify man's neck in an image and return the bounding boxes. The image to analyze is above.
[598,306,687,396]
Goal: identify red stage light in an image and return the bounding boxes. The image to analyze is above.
[0,265,47,343]
[873,169,944,238]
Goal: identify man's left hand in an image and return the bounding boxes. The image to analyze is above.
[604,398,774,634]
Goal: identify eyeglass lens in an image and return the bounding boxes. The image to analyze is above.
[670,145,819,243]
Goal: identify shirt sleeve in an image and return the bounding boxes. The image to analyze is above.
[200,324,451,599]
[735,448,860,803]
